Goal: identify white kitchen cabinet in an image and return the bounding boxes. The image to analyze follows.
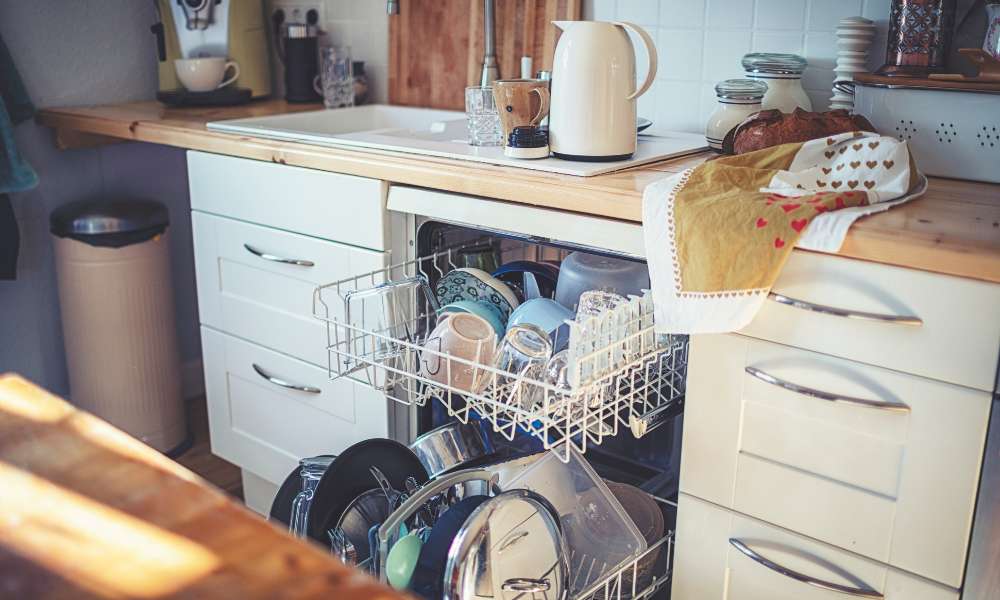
[672,493,959,600]
[192,211,384,369]
[188,151,390,251]
[681,334,991,587]
[201,326,389,486]
[740,251,1000,392]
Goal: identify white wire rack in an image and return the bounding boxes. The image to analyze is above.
[575,526,674,600]
[313,240,688,461]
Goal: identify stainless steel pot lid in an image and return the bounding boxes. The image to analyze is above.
[444,489,568,600]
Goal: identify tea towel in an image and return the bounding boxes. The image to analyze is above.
[642,131,927,334]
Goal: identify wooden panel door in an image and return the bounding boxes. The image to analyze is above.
[672,493,960,600]
[680,334,991,588]
[388,0,580,110]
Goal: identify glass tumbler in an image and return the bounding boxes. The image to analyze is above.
[314,46,354,108]
[465,86,503,146]
[289,454,336,538]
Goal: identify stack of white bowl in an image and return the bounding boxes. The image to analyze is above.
[831,16,877,111]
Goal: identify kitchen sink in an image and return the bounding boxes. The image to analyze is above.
[208,104,464,140]
[208,104,706,177]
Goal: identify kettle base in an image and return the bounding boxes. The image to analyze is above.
[552,151,633,162]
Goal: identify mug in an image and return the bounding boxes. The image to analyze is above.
[492,79,550,146]
[507,298,574,352]
[174,57,240,92]
[421,312,498,394]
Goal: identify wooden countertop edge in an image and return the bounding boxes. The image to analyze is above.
[0,374,406,600]
[37,109,653,222]
[35,105,1000,284]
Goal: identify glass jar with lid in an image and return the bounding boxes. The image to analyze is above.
[705,79,768,151]
[742,52,812,113]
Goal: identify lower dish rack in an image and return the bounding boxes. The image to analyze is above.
[313,241,688,461]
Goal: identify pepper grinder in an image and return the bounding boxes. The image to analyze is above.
[831,16,875,110]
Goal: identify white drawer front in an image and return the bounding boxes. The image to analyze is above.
[202,327,389,485]
[188,151,388,250]
[740,251,1000,391]
[680,334,991,587]
[672,494,959,600]
[193,211,384,369]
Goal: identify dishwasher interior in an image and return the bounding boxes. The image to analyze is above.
[312,217,689,599]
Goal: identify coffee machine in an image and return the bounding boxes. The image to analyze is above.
[152,0,272,98]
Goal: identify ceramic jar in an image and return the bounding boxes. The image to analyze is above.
[742,53,811,113]
[705,79,768,151]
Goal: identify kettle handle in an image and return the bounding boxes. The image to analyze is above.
[614,21,658,100]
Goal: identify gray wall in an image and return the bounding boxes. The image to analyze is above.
[0,1,200,397]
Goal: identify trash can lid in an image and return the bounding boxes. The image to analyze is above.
[50,199,169,237]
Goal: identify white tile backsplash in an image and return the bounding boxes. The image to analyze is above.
[584,0,890,135]
[755,0,807,30]
[660,0,706,28]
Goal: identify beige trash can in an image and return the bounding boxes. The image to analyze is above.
[51,200,187,455]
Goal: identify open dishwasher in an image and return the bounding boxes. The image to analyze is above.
[311,185,687,599]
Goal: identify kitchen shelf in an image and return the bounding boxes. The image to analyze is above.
[313,239,687,461]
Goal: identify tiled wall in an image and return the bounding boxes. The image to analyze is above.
[583,0,892,135]
[317,0,390,103]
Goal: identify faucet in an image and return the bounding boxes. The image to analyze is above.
[480,0,500,86]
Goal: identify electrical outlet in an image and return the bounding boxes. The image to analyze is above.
[270,1,324,28]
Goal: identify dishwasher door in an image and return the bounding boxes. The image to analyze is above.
[387,185,647,259]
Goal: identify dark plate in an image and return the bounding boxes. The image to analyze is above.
[410,495,491,599]
[306,438,429,543]
[269,454,339,527]
[269,463,304,527]
[156,87,253,107]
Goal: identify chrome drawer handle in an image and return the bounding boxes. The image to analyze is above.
[745,366,909,413]
[768,293,922,326]
[244,243,315,267]
[252,363,321,394]
[729,539,883,598]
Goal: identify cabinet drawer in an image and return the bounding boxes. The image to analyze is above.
[188,151,388,250]
[680,334,991,587]
[202,327,389,485]
[193,211,384,369]
[740,251,1000,391]
[672,493,959,600]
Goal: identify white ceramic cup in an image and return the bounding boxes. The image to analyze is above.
[420,312,498,394]
[174,57,240,92]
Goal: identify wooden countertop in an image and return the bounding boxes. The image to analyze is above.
[0,374,405,600]
[37,100,1000,284]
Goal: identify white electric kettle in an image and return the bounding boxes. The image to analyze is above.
[549,21,657,161]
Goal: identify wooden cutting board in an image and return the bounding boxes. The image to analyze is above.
[388,0,580,110]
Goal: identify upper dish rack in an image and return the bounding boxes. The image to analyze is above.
[313,240,687,461]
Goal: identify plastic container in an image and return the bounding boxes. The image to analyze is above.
[505,446,647,595]
[554,251,650,312]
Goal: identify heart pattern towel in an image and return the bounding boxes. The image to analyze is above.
[642,131,927,334]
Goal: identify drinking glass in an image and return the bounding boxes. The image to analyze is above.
[314,46,354,108]
[289,455,336,538]
[487,324,552,408]
[464,86,503,146]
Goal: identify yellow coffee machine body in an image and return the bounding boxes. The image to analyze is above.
[154,0,272,98]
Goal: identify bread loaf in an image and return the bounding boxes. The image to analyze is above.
[722,108,876,154]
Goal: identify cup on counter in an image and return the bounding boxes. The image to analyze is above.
[174,57,240,92]
[420,312,498,394]
[465,86,504,146]
[491,79,550,145]
[313,46,354,108]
